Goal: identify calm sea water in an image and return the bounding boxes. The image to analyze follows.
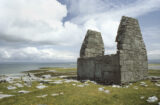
[0,62,76,74]
[0,62,159,74]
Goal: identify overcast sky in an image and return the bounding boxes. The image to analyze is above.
[0,0,160,62]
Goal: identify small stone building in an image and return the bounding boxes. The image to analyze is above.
[77,16,148,84]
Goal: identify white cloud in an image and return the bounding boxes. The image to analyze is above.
[148,50,160,60]
[0,0,160,61]
[68,0,160,55]
[0,0,84,46]
[0,47,77,62]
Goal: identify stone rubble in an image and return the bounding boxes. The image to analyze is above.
[146,96,158,103]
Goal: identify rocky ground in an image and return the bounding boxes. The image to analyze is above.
[0,67,160,105]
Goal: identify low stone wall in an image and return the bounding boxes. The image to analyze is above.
[77,54,120,84]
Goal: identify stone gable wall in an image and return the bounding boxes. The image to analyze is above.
[116,16,148,83]
[77,16,148,84]
[80,30,104,58]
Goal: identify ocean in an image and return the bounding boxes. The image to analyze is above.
[0,62,159,74]
[0,62,76,74]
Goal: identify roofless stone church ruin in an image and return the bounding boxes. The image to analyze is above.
[77,16,148,84]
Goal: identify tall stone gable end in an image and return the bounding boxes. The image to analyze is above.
[77,16,148,84]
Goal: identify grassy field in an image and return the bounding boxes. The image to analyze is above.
[0,68,160,105]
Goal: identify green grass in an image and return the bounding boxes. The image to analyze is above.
[148,70,160,76]
[149,64,160,66]
[0,68,160,105]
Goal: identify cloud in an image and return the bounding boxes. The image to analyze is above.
[0,0,83,46]
[66,0,160,54]
[0,0,160,62]
[0,47,77,62]
[148,50,160,60]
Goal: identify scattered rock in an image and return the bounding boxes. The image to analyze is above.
[72,84,76,86]
[59,76,68,78]
[64,79,79,83]
[40,79,53,83]
[24,83,31,87]
[51,92,64,96]
[51,80,63,84]
[0,94,14,99]
[84,83,89,86]
[98,87,104,91]
[36,94,48,98]
[133,86,138,89]
[51,93,59,96]
[146,96,158,103]
[140,96,145,99]
[98,87,110,94]
[18,90,30,94]
[140,82,148,87]
[89,81,97,84]
[36,84,47,89]
[60,92,64,95]
[41,75,51,79]
[77,85,84,87]
[7,86,17,90]
[24,79,32,87]
[104,90,110,94]
[112,85,121,88]
[123,85,129,88]
[15,83,24,87]
[149,76,160,82]
[158,102,160,105]
[155,83,160,87]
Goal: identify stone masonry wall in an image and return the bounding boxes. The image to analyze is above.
[77,54,120,84]
[80,30,104,58]
[116,16,148,84]
[77,16,148,84]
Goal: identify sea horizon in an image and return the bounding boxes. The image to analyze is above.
[0,62,77,74]
[0,62,160,75]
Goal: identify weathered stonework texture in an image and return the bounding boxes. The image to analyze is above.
[77,16,148,84]
[80,30,104,58]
